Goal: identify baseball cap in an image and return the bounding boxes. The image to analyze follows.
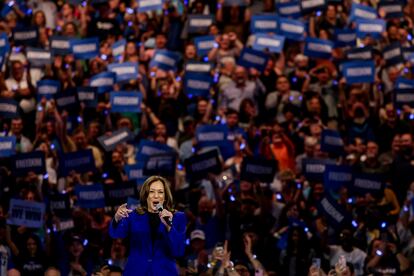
[190,229,206,241]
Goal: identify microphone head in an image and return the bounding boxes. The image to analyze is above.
[155,203,163,212]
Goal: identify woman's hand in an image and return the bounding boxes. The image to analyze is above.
[114,203,133,223]
[159,209,173,230]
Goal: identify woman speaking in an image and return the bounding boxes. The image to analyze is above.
[109,176,186,275]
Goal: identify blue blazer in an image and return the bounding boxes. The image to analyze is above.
[109,211,186,276]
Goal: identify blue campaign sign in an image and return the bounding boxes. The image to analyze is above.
[13,27,38,46]
[110,91,142,113]
[136,139,175,160]
[7,199,46,228]
[0,32,10,53]
[318,196,349,227]
[184,72,212,98]
[341,60,375,84]
[278,17,305,41]
[276,2,302,19]
[112,38,126,60]
[252,34,285,53]
[323,164,353,191]
[304,37,334,59]
[320,129,344,155]
[98,127,134,152]
[143,152,177,177]
[70,37,99,60]
[150,50,181,71]
[250,14,279,34]
[301,0,326,14]
[403,46,414,60]
[196,124,229,148]
[383,43,404,67]
[352,174,384,196]
[37,79,60,100]
[185,62,213,73]
[59,149,96,176]
[355,19,385,39]
[396,77,414,89]
[0,98,19,118]
[75,184,106,209]
[349,3,377,21]
[89,72,116,93]
[26,48,52,67]
[334,29,356,48]
[378,2,404,19]
[104,181,137,207]
[302,158,336,182]
[50,36,71,56]
[184,149,221,181]
[241,157,277,183]
[77,86,98,107]
[108,62,139,83]
[194,35,216,57]
[54,88,79,112]
[238,48,269,72]
[138,0,164,12]
[188,15,215,34]
[394,89,414,108]
[0,136,15,157]
[346,46,373,60]
[13,151,46,175]
[125,162,147,185]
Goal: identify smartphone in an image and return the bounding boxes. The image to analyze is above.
[312,258,321,269]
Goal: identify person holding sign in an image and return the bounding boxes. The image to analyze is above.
[109,176,186,276]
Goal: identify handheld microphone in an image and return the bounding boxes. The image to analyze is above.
[155,203,172,227]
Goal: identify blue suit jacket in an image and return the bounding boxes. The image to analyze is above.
[109,211,186,276]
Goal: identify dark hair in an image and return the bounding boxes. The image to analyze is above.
[137,176,174,214]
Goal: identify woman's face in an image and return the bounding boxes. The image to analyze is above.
[147,181,165,213]
[125,42,136,56]
[69,240,84,258]
[185,45,197,59]
[27,237,37,256]
[34,12,45,26]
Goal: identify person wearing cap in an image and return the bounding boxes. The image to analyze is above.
[184,230,208,274]
[110,176,186,276]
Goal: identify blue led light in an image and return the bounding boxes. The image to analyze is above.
[381,222,387,229]
[347,198,353,204]
[203,56,209,62]
[83,239,88,246]
[43,174,49,180]
[186,238,190,245]
[276,193,282,200]
[230,195,236,202]
[126,7,134,14]
[304,227,309,232]
[102,172,108,178]
[352,220,358,228]
[177,164,183,171]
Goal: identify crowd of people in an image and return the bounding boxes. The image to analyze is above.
[1,0,414,275]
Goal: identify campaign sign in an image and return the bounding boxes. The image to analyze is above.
[112,38,126,60]
[345,46,373,60]
[77,86,98,107]
[300,0,326,14]
[355,19,385,39]
[194,35,216,57]
[396,77,414,89]
[238,48,269,72]
[0,136,15,157]
[138,0,164,12]
[26,48,52,67]
[0,98,18,118]
[125,162,147,185]
[302,158,335,182]
[185,62,213,73]
[49,193,71,219]
[241,157,277,183]
[278,17,305,41]
[104,181,137,207]
[55,88,79,113]
[184,72,212,98]
[383,43,404,67]
[320,129,344,155]
[378,2,404,19]
[143,152,177,177]
[50,36,71,56]
[75,184,105,209]
[188,15,215,34]
[110,91,142,113]
[70,37,99,60]
[37,79,60,100]
[136,139,175,160]
[1,3,13,18]
[0,32,10,53]
[196,124,229,148]
[304,37,334,59]
[108,62,139,83]
[150,50,181,71]
[349,3,377,21]
[89,72,116,93]
[352,174,384,196]
[334,29,356,48]
[13,151,46,175]
[403,46,414,60]
[318,196,348,227]
[250,14,279,34]
[98,127,134,152]
[394,89,414,109]
[252,33,285,53]
[323,164,353,191]
[59,149,96,176]
[276,1,302,19]
[7,199,46,228]
[185,149,221,181]
[341,60,375,84]
[13,27,38,46]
